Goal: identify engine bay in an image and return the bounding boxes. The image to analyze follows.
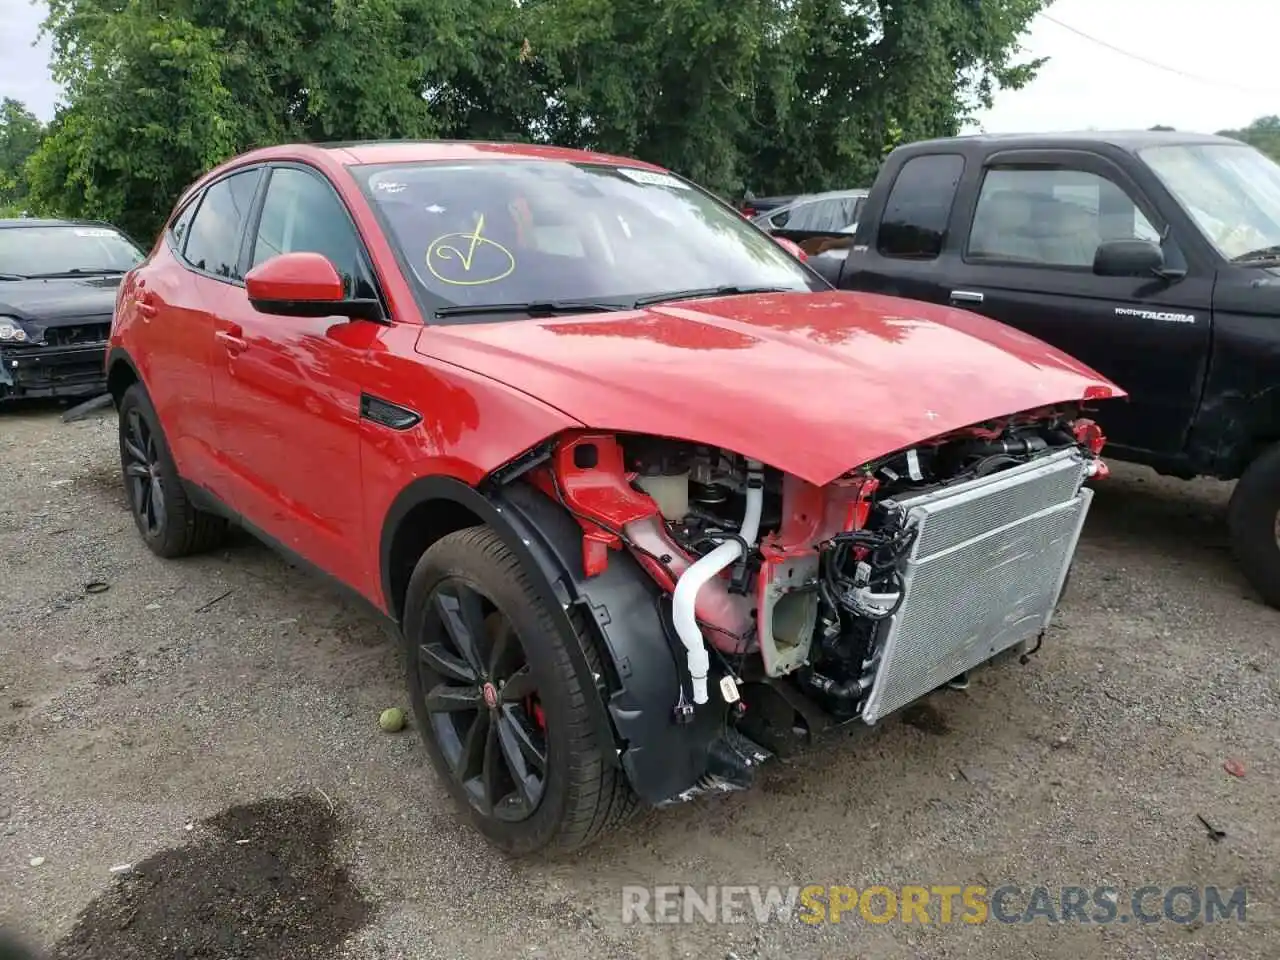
[521,406,1107,735]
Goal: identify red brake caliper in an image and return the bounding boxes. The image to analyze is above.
[525,695,546,731]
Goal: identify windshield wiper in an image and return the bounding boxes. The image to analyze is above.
[631,285,795,308]
[1231,245,1280,264]
[24,267,127,279]
[0,272,29,281]
[434,300,627,319]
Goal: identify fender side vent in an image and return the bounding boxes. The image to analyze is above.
[360,393,421,430]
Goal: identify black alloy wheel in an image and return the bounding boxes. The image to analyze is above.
[401,526,637,855]
[417,578,548,822]
[116,383,227,558]
[122,405,166,537]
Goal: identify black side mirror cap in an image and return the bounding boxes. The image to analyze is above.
[249,296,387,324]
[1093,238,1167,278]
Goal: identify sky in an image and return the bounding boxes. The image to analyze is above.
[0,0,1275,135]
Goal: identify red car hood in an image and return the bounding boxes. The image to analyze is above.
[416,290,1124,487]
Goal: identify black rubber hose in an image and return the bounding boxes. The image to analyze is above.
[954,435,1049,457]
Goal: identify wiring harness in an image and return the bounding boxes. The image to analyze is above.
[820,522,918,621]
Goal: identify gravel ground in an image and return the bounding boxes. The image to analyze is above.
[1,401,1277,960]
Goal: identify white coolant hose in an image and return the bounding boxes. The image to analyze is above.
[671,461,764,704]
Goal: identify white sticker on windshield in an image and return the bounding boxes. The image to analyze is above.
[73,228,116,238]
[616,168,690,190]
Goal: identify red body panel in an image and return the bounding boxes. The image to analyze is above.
[414,290,1123,486]
[244,251,346,303]
[111,140,1123,615]
[115,257,227,491]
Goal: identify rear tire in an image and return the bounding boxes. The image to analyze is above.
[1228,444,1280,609]
[401,526,637,855]
[118,383,227,558]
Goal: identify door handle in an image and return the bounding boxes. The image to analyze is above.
[134,281,158,319]
[215,327,248,356]
[950,289,985,305]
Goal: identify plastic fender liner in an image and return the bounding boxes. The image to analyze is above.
[106,346,140,404]
[491,480,728,806]
[379,476,615,757]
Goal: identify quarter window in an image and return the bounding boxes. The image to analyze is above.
[766,207,794,229]
[967,167,1160,269]
[168,199,198,253]
[876,154,965,259]
[252,167,376,299]
[182,169,262,280]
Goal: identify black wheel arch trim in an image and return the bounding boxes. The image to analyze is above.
[379,474,727,805]
[106,346,141,404]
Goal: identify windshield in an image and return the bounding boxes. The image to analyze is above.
[353,160,821,316]
[1139,143,1280,261]
[0,225,144,278]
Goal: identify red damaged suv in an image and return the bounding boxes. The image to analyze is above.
[108,141,1120,854]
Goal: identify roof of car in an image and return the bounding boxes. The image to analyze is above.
[0,217,117,229]
[904,129,1244,153]
[229,139,669,172]
[778,188,870,205]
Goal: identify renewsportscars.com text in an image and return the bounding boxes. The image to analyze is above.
[620,884,1247,926]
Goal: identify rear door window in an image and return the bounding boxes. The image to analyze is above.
[795,197,861,232]
[181,169,262,281]
[875,154,965,260]
[778,201,819,230]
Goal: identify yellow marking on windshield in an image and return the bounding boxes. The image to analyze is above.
[426,214,516,285]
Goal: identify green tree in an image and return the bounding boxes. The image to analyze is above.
[736,0,1048,195]
[25,6,239,239]
[1217,116,1280,163]
[0,99,46,212]
[25,0,1052,239]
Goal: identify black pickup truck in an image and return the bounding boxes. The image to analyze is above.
[779,130,1280,608]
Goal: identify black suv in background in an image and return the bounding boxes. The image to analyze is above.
[0,218,144,402]
[769,130,1280,608]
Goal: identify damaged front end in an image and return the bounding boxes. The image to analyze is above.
[488,405,1108,805]
[0,315,111,401]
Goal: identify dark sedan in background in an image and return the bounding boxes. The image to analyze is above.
[749,188,868,234]
[0,218,144,402]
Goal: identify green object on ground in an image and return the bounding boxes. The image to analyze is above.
[379,707,406,732]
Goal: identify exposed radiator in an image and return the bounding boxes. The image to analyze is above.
[859,448,1092,725]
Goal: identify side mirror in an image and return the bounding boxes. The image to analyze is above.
[245,252,383,322]
[774,236,808,262]
[1093,239,1165,278]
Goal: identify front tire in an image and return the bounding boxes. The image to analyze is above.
[1228,444,1280,609]
[401,526,636,855]
[118,383,227,558]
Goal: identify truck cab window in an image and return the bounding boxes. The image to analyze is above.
[967,167,1159,269]
[876,154,965,260]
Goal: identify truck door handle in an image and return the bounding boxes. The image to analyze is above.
[950,290,985,305]
[215,328,248,356]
